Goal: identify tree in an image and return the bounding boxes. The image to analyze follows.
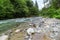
[26,0,39,17]
[0,0,14,19]
[51,0,60,9]
[35,0,38,9]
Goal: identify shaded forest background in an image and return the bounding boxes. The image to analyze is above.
[0,0,60,20]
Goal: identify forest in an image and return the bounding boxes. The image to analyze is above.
[0,0,60,20]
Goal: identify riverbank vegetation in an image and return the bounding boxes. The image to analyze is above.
[0,0,39,20]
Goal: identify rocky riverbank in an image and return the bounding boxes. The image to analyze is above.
[0,17,60,40]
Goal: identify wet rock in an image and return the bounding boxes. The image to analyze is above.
[0,35,8,40]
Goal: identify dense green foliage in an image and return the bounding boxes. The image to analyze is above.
[40,0,60,19]
[0,0,60,19]
[0,0,39,20]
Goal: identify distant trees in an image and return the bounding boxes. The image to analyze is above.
[35,0,38,9]
[51,0,60,9]
[39,0,60,19]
